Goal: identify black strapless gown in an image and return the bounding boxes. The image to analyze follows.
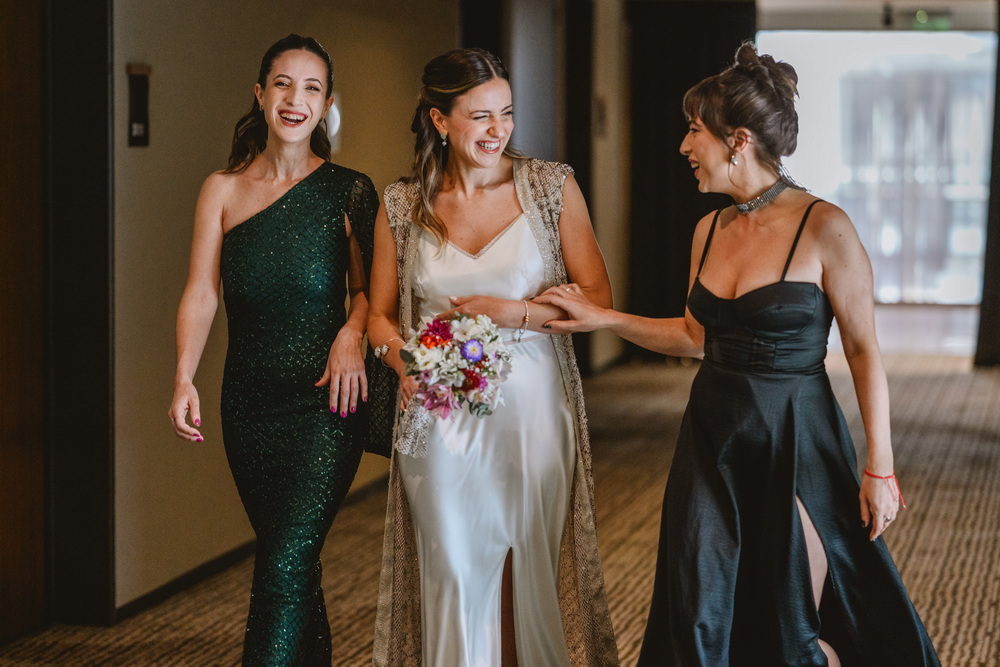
[638,206,940,666]
[220,162,378,665]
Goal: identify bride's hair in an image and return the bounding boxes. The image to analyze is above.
[408,48,520,245]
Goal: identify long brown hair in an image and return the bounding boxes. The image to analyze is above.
[224,34,334,174]
[683,42,799,178]
[408,48,519,245]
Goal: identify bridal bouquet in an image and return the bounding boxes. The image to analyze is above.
[400,314,512,419]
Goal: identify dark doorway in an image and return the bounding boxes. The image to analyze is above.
[0,1,119,643]
[0,0,47,643]
[44,0,117,626]
[626,1,755,354]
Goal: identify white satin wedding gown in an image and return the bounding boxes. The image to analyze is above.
[398,213,576,666]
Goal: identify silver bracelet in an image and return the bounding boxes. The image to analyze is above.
[374,336,404,363]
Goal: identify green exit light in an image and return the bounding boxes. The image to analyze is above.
[912,9,952,30]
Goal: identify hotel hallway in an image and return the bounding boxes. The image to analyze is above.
[1,351,997,666]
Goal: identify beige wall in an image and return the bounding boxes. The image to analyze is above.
[590,0,629,370]
[507,0,562,160]
[113,0,458,607]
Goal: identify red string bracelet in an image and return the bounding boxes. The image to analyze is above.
[864,470,907,509]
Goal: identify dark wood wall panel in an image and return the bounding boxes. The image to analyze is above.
[0,0,47,644]
[45,0,116,624]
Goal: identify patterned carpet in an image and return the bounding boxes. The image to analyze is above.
[1,355,997,666]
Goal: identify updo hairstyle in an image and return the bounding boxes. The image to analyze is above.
[224,34,334,174]
[408,48,518,245]
[683,42,799,177]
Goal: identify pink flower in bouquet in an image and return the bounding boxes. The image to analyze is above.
[416,383,461,420]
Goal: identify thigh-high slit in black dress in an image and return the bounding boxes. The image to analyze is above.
[638,202,940,666]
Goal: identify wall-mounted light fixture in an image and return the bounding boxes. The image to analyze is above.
[126,63,151,147]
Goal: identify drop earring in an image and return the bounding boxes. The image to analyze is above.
[730,152,739,166]
[440,131,448,147]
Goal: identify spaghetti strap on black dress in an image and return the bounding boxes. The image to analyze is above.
[638,201,939,665]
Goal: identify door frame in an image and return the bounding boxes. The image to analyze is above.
[45,0,117,626]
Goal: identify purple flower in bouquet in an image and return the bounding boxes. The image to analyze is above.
[460,338,484,363]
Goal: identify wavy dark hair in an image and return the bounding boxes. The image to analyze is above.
[683,41,799,178]
[408,48,520,245]
[224,34,334,174]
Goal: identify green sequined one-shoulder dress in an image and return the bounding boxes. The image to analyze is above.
[219,162,378,665]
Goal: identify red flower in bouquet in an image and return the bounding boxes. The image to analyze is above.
[419,318,453,348]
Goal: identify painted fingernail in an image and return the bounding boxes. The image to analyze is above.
[350,406,356,414]
[196,437,204,443]
[194,419,201,426]
[341,411,347,418]
[363,395,368,402]
[330,406,337,413]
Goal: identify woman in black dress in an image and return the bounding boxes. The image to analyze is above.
[168,35,385,664]
[536,43,939,666]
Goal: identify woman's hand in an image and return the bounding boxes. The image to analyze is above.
[315,329,368,418]
[859,472,901,541]
[169,381,204,442]
[398,373,419,412]
[439,295,521,327]
[533,283,614,333]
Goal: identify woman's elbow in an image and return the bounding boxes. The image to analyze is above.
[584,283,614,309]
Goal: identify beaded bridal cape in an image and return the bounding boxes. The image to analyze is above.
[371,158,619,667]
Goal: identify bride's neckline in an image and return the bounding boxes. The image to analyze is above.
[445,214,526,260]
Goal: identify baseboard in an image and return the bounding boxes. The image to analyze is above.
[112,472,390,623]
[113,540,256,622]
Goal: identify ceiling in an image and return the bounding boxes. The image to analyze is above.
[757,0,995,31]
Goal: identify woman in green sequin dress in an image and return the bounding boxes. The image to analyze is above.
[169,35,383,665]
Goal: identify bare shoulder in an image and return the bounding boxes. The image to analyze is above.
[692,207,722,247]
[803,200,870,270]
[562,171,584,200]
[191,172,241,238]
[806,199,855,239]
[199,170,239,205]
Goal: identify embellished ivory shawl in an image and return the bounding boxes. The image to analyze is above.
[372,158,619,667]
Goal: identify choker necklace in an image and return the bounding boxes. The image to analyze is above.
[734,179,788,214]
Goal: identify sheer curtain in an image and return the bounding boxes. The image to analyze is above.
[758,31,996,306]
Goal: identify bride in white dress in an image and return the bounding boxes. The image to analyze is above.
[368,48,619,666]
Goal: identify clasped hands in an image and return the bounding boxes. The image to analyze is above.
[439,284,606,332]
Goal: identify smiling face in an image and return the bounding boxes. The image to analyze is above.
[679,116,733,194]
[254,48,333,145]
[431,77,513,170]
